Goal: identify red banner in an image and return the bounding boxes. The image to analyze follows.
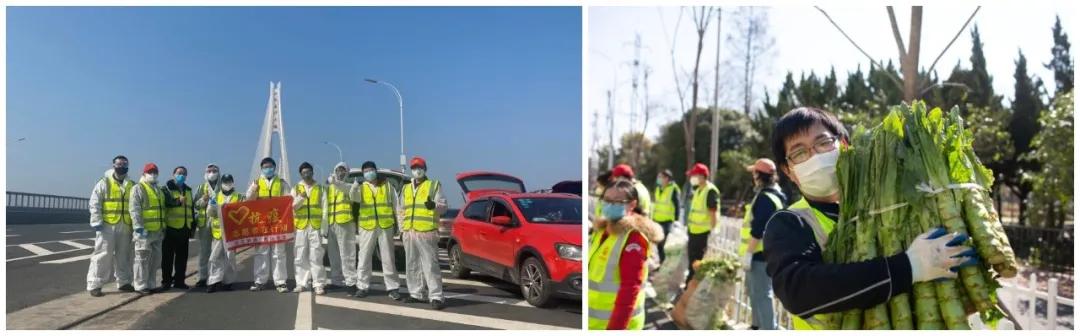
[222,196,295,250]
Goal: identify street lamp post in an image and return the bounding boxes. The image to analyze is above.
[364,78,406,173]
[322,141,344,164]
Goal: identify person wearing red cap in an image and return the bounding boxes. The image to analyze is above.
[86,155,136,297]
[399,156,448,309]
[739,158,787,330]
[684,162,718,282]
[609,164,652,218]
[129,162,168,295]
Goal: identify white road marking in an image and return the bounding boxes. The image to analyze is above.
[295,291,313,330]
[58,240,92,249]
[41,254,93,264]
[60,230,93,234]
[370,271,499,288]
[315,295,573,330]
[364,283,529,307]
[19,244,53,256]
[7,234,20,238]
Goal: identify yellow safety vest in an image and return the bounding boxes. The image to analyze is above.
[100,176,134,225]
[196,183,213,227]
[294,183,323,230]
[211,191,241,240]
[633,181,651,217]
[651,183,679,222]
[784,198,837,330]
[359,182,395,230]
[739,189,783,256]
[687,182,720,234]
[257,177,285,199]
[166,187,193,229]
[326,183,354,225]
[587,229,647,330]
[402,179,439,232]
[139,182,166,232]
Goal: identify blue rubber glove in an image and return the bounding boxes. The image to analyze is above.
[906,227,975,283]
[134,227,146,238]
[91,224,104,232]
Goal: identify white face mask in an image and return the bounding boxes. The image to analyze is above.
[412,168,425,179]
[689,176,702,186]
[792,148,840,198]
[206,172,219,182]
[145,173,158,185]
[222,184,234,192]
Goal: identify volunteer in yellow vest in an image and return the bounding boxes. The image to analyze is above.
[610,164,651,218]
[206,174,242,293]
[590,170,613,223]
[193,163,221,288]
[587,180,663,330]
[292,162,327,295]
[86,155,136,297]
[324,162,359,294]
[130,162,168,295]
[764,107,976,329]
[399,156,447,310]
[245,157,292,293]
[348,161,404,299]
[684,162,718,282]
[739,158,786,330]
[161,166,196,290]
[650,169,680,263]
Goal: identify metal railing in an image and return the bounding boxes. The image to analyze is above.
[7,191,90,210]
[999,273,1075,329]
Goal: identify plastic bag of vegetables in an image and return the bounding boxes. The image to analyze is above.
[672,256,740,329]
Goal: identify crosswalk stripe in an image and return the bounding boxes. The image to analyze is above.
[363,283,530,307]
[315,295,573,330]
[19,244,53,256]
[369,271,503,288]
[295,291,313,330]
[58,240,92,249]
[41,254,93,264]
[59,230,93,234]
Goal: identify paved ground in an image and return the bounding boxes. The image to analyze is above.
[6,223,580,330]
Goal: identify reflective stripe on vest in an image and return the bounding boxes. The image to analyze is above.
[651,183,679,222]
[101,177,134,225]
[257,177,284,199]
[739,190,783,255]
[196,183,211,227]
[139,182,166,232]
[633,181,651,217]
[402,179,437,232]
[359,182,395,230]
[587,230,647,330]
[295,184,323,230]
[687,182,720,234]
[166,188,193,229]
[211,192,240,240]
[327,184,354,224]
[786,198,837,330]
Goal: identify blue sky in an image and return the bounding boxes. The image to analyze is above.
[7,7,582,207]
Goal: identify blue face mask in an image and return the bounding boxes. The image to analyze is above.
[262,167,275,178]
[601,203,627,221]
[364,171,377,181]
[175,175,186,185]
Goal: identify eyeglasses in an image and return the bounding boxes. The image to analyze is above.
[786,136,838,165]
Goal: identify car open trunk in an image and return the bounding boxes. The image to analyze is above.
[455,171,525,202]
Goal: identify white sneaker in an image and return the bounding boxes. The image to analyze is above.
[314,287,326,295]
[293,286,305,293]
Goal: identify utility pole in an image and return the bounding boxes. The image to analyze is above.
[710,8,723,178]
[607,90,615,170]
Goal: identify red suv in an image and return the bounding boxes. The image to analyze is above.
[446,171,582,307]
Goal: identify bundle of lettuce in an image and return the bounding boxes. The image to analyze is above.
[824,101,1018,330]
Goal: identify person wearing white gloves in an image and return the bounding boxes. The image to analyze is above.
[192,164,222,288]
[130,162,168,295]
[292,162,327,295]
[349,161,403,299]
[206,174,242,293]
[762,107,977,330]
[246,157,291,293]
[324,162,359,294]
[398,156,448,310]
[86,155,136,297]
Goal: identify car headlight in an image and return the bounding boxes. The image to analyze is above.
[556,243,581,261]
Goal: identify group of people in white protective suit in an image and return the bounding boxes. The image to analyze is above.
[85,154,450,310]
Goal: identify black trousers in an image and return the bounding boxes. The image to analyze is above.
[685,230,710,284]
[162,227,191,285]
[656,220,673,263]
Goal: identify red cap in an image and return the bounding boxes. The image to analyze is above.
[746,158,776,174]
[686,163,709,177]
[611,164,635,179]
[409,156,427,169]
[143,163,159,174]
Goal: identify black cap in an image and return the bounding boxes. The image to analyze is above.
[659,169,673,178]
[361,161,377,170]
[299,162,313,173]
[260,157,276,167]
[221,174,234,183]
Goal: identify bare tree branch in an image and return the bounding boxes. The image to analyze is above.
[919,6,981,93]
[815,6,904,89]
[887,7,907,59]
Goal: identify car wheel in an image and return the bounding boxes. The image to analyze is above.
[520,257,555,308]
[449,244,470,278]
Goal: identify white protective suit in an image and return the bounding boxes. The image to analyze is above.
[399,177,448,301]
[246,175,292,287]
[324,162,358,288]
[350,179,403,292]
[86,168,135,291]
[292,180,327,290]
[130,176,166,291]
[206,189,242,286]
[192,177,219,285]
